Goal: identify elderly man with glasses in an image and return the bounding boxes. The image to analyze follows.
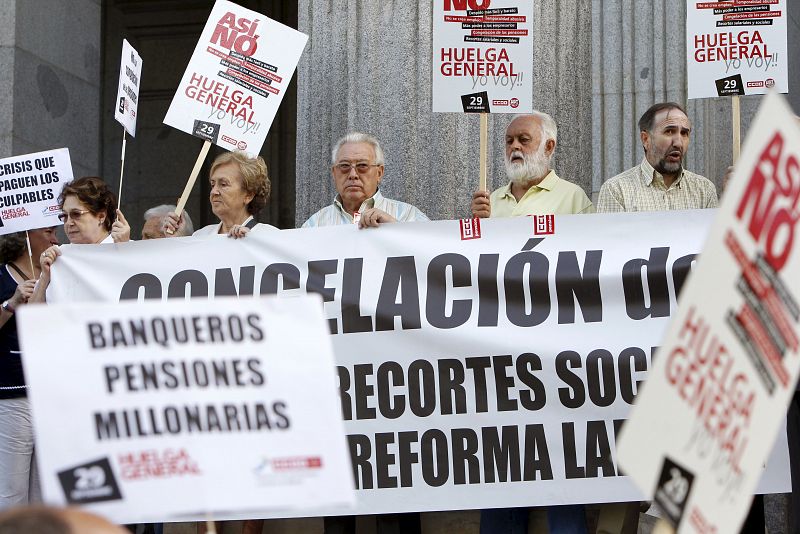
[302,132,428,229]
[302,131,426,534]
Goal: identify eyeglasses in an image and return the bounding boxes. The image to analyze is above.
[58,209,91,223]
[334,162,381,174]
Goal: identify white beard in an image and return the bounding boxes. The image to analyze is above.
[505,148,550,186]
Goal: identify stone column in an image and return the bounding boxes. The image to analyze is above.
[0,0,101,177]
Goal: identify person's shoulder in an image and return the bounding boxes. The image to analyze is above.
[192,224,220,237]
[685,170,716,189]
[302,204,336,228]
[604,165,639,187]
[381,196,429,221]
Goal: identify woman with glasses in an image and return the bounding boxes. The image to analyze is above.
[164,151,275,239]
[0,226,59,511]
[33,176,130,300]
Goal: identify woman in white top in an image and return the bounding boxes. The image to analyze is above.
[165,151,276,239]
[34,176,131,300]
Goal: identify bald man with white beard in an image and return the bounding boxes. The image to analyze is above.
[471,112,594,219]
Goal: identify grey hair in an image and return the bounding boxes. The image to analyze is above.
[144,204,194,236]
[330,132,386,166]
[512,111,558,148]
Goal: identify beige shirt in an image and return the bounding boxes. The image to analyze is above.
[489,170,595,217]
[597,158,718,213]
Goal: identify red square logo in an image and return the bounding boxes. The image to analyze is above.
[533,215,555,235]
[460,218,482,240]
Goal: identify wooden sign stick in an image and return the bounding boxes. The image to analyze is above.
[479,113,489,191]
[25,231,34,275]
[205,513,217,534]
[732,95,741,164]
[118,129,127,205]
[653,518,676,534]
[175,140,212,217]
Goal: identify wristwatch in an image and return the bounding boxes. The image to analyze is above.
[2,300,14,314]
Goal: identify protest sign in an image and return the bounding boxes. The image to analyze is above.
[617,93,800,533]
[686,0,788,99]
[432,0,534,113]
[0,148,72,235]
[44,212,789,518]
[114,39,142,137]
[163,0,307,155]
[19,295,354,524]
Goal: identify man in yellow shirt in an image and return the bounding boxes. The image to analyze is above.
[473,110,592,534]
[471,112,594,218]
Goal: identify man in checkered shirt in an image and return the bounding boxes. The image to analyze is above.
[597,102,718,213]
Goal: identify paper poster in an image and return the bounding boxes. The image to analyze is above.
[432,0,533,113]
[687,0,788,99]
[0,148,73,235]
[163,0,308,154]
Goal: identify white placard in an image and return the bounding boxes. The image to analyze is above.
[618,92,800,532]
[432,0,533,113]
[0,148,73,235]
[686,0,788,99]
[114,39,143,137]
[163,0,307,154]
[43,212,790,519]
[20,295,354,524]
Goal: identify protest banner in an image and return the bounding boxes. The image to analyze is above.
[0,148,72,235]
[44,212,789,518]
[432,0,534,190]
[163,0,307,215]
[19,295,354,524]
[617,92,800,533]
[686,0,788,160]
[114,39,143,204]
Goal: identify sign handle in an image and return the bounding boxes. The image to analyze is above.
[479,113,488,191]
[175,140,212,217]
[732,95,741,164]
[205,513,217,534]
[25,231,34,276]
[118,129,127,206]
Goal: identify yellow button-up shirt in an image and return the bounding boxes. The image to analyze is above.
[489,170,595,217]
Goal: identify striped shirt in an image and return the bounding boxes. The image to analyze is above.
[302,190,429,227]
[597,158,718,213]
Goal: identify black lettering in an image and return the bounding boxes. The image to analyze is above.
[376,256,421,331]
[341,258,373,334]
[556,351,585,409]
[482,425,521,483]
[504,251,550,327]
[556,250,603,324]
[426,253,472,328]
[622,247,670,320]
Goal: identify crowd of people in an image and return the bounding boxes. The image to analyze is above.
[0,102,796,534]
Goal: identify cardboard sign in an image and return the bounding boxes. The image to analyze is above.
[114,39,143,136]
[45,212,790,519]
[617,92,800,532]
[0,148,73,235]
[432,0,533,113]
[20,295,354,524]
[163,0,307,154]
[686,0,788,99]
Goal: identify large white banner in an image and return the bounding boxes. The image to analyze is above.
[114,39,142,137]
[432,0,533,113]
[163,0,307,154]
[20,295,354,524]
[45,212,789,518]
[0,148,73,235]
[686,0,788,99]
[618,93,800,532]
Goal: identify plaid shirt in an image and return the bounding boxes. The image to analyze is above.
[597,158,718,213]
[302,189,428,227]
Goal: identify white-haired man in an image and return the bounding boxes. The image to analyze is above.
[303,132,428,228]
[141,204,194,239]
[473,111,592,534]
[471,112,594,218]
